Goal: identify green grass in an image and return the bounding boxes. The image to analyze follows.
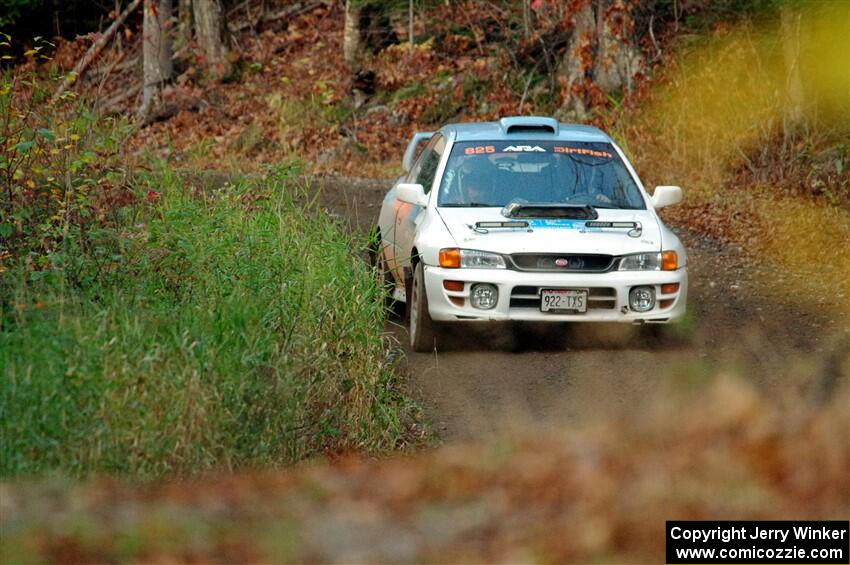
[0,165,417,478]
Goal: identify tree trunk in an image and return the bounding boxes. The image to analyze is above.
[780,4,806,143]
[52,0,62,37]
[343,0,363,69]
[177,0,193,52]
[408,0,414,53]
[139,0,173,119]
[557,0,642,120]
[193,0,230,80]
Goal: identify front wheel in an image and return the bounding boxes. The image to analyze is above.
[409,262,439,352]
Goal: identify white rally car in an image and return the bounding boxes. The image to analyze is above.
[373,116,688,352]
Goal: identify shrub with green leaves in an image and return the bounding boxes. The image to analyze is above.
[1,168,416,477]
[0,36,133,280]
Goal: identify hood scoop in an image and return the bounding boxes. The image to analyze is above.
[501,201,599,220]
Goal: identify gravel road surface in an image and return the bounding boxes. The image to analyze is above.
[316,175,848,440]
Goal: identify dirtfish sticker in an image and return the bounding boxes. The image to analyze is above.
[554,146,614,159]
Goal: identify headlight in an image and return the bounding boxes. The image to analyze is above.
[618,251,678,271]
[461,249,506,269]
[439,248,506,269]
[619,252,661,271]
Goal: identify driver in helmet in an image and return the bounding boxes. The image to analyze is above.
[461,170,492,205]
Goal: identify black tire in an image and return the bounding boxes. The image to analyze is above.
[409,262,439,352]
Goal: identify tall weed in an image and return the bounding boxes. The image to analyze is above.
[1,168,414,477]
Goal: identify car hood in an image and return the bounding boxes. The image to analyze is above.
[436,207,662,256]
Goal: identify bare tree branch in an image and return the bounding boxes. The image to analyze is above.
[54,0,144,100]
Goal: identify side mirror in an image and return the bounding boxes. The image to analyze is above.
[402,131,434,172]
[652,185,683,209]
[397,183,429,207]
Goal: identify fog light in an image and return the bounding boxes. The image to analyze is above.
[629,286,656,312]
[470,283,498,310]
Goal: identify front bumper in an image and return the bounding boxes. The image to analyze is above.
[423,265,688,323]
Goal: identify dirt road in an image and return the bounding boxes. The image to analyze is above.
[316,175,848,440]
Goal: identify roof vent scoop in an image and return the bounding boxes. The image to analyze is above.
[499,116,559,136]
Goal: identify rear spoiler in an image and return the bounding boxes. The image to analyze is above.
[402,131,434,173]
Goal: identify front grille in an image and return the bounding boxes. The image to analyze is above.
[510,286,617,310]
[509,253,615,272]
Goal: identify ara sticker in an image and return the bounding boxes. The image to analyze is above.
[503,145,546,152]
[554,146,613,159]
[464,145,496,155]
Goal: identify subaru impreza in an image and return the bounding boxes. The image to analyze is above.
[373,116,688,352]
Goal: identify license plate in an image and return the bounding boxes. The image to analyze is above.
[540,289,587,313]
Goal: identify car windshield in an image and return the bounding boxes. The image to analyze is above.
[438,141,646,210]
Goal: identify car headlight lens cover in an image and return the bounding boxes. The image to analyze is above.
[629,286,656,312]
[619,252,661,271]
[470,283,499,309]
[460,249,506,269]
[618,251,678,271]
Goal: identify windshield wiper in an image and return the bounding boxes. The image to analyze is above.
[440,203,496,207]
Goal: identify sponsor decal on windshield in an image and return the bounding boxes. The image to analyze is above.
[554,146,613,159]
[461,144,614,159]
[503,145,546,152]
[464,145,496,155]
